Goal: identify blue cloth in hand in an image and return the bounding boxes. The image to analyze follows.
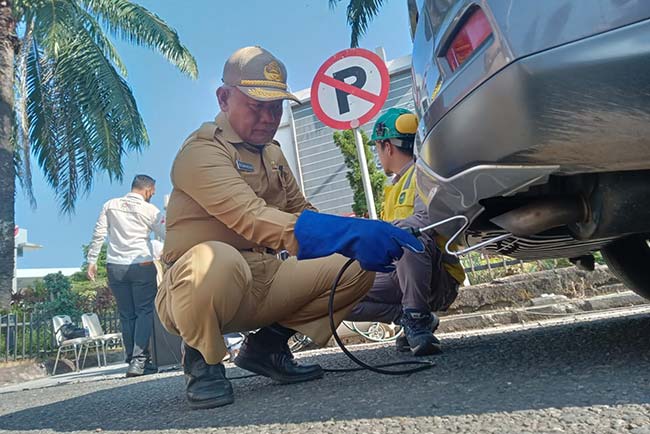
[294,210,424,273]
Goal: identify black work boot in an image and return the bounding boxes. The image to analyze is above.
[397,310,442,356]
[183,343,234,409]
[234,324,323,384]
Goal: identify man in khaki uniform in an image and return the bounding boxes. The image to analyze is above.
[158,46,423,409]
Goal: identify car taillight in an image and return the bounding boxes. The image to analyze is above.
[445,8,492,72]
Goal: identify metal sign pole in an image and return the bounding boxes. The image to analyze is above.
[353,127,377,219]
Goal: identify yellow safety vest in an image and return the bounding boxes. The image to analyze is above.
[381,164,466,284]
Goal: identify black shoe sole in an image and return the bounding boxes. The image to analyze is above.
[396,335,442,355]
[233,355,324,384]
[187,394,235,410]
[125,370,144,378]
[410,342,442,356]
[396,336,410,352]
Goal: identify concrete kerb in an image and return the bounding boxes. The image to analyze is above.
[447,265,622,315]
[439,289,648,333]
[331,265,648,344]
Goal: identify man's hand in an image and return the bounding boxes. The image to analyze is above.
[294,210,424,273]
[87,263,98,281]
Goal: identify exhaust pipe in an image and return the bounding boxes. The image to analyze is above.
[490,196,589,237]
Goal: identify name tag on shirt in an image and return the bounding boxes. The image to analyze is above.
[236,160,254,173]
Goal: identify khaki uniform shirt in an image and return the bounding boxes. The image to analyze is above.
[162,113,316,264]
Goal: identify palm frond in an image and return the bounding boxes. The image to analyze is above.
[68,1,128,75]
[329,0,385,48]
[14,21,36,208]
[15,0,194,212]
[25,42,60,191]
[79,0,198,78]
[26,0,149,212]
[27,0,125,75]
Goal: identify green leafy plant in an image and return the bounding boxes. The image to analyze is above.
[333,129,387,217]
[70,243,115,312]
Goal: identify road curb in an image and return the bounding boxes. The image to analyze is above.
[439,289,648,333]
[332,266,648,345]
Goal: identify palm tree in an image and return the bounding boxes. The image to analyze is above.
[0,0,197,307]
[329,0,386,48]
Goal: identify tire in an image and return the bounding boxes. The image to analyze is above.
[601,234,650,300]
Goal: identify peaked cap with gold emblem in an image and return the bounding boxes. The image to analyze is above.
[222,46,300,103]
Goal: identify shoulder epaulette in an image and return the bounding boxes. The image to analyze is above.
[196,122,220,141]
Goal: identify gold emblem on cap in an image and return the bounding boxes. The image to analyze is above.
[239,79,287,90]
[264,61,283,82]
[247,88,289,99]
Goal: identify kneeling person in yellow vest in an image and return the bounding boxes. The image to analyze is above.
[347,108,466,356]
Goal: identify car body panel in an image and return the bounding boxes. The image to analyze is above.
[418,18,650,180]
[411,0,650,142]
[411,0,650,250]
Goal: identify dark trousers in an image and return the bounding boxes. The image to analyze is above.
[107,262,158,361]
[347,236,459,324]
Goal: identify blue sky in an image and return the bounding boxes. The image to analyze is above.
[15,0,413,269]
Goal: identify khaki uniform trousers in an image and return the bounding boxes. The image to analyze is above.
[156,241,374,364]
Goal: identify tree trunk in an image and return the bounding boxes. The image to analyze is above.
[0,0,16,309]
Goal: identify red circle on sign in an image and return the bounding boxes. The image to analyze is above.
[310,48,390,130]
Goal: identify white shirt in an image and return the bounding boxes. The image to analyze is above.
[87,192,165,265]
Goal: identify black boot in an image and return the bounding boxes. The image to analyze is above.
[183,342,234,409]
[397,310,442,356]
[234,324,323,384]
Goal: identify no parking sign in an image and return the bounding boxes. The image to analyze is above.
[311,48,390,130]
[310,48,390,219]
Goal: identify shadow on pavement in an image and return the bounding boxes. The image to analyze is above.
[0,312,648,431]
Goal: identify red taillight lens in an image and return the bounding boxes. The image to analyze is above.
[445,8,492,72]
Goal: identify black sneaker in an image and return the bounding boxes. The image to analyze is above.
[399,310,442,356]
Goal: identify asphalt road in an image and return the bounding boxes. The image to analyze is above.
[0,308,648,434]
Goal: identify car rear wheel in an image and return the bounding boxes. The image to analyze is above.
[601,234,650,300]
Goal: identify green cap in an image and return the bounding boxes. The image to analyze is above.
[223,46,300,103]
[371,108,418,145]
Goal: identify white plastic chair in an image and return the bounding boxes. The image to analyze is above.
[52,315,97,374]
[81,313,124,366]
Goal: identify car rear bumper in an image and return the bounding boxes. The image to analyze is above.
[415,161,558,238]
[416,18,650,237]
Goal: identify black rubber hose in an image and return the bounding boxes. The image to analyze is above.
[325,258,436,375]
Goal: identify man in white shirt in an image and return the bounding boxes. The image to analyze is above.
[87,175,165,377]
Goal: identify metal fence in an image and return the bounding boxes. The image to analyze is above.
[1,254,572,362]
[461,252,570,285]
[0,310,120,362]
